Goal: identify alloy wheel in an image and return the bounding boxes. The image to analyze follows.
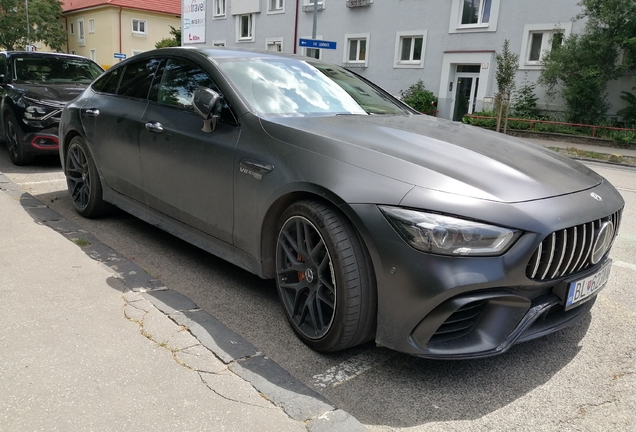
[66,143,91,211]
[276,215,337,340]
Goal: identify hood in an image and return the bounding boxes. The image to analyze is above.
[259,115,603,203]
[13,82,87,105]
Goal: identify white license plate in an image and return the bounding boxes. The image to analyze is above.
[565,260,612,310]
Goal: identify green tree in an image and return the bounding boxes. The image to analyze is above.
[155,26,181,49]
[539,0,636,124]
[579,0,636,68]
[0,0,66,51]
[495,39,519,132]
[617,81,636,124]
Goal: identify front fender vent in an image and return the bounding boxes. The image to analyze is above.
[526,209,622,281]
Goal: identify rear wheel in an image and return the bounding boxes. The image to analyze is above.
[65,136,107,217]
[5,112,34,166]
[275,200,376,352]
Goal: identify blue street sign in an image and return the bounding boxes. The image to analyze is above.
[114,53,127,59]
[299,39,337,50]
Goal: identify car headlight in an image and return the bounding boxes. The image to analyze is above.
[379,206,519,256]
[23,97,63,121]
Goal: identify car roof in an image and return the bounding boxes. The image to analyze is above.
[146,46,315,64]
[0,51,93,60]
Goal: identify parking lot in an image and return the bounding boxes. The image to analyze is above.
[1,151,634,431]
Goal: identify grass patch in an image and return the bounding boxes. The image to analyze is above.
[549,146,636,166]
[72,238,91,247]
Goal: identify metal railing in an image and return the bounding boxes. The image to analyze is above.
[466,115,636,138]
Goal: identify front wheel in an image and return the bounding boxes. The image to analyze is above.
[65,136,107,218]
[4,112,34,166]
[275,200,377,352]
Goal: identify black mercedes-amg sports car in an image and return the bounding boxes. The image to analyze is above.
[59,47,624,358]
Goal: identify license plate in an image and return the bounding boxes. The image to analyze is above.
[565,260,612,310]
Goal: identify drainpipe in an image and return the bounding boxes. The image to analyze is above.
[64,16,69,53]
[119,6,123,58]
[293,0,299,54]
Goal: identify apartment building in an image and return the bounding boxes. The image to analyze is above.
[183,0,632,120]
[62,0,181,68]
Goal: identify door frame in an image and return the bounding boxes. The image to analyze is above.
[437,51,495,120]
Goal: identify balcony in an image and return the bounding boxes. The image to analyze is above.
[346,0,372,7]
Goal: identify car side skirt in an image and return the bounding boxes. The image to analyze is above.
[101,183,265,278]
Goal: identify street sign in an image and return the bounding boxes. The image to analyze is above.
[114,53,126,59]
[298,39,337,50]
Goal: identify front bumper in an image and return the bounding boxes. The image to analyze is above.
[349,180,624,359]
[20,122,60,155]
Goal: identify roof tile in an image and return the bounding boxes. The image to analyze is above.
[61,0,181,16]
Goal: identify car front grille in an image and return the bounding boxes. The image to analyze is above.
[429,300,487,343]
[526,209,622,281]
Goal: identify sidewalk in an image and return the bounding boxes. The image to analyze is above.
[0,174,365,431]
[525,137,636,161]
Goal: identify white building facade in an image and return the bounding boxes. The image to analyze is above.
[182,0,632,121]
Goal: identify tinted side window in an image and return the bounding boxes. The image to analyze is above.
[117,58,161,99]
[0,55,7,82]
[155,58,217,111]
[92,67,122,94]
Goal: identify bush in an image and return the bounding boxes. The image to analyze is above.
[400,80,438,115]
[611,130,636,147]
[512,75,540,118]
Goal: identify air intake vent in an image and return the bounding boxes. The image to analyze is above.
[429,300,487,343]
[526,209,622,281]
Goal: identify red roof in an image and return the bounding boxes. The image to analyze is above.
[61,0,181,16]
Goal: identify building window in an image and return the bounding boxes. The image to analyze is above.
[266,38,283,52]
[305,48,320,59]
[343,33,369,67]
[132,19,147,36]
[214,0,226,17]
[449,0,501,33]
[237,14,254,42]
[78,18,85,46]
[519,23,572,69]
[394,31,426,68]
[69,22,74,35]
[528,31,563,62]
[90,49,96,61]
[268,0,284,12]
[89,19,95,33]
[212,40,226,47]
[461,0,491,26]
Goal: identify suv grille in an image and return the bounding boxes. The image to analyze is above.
[526,209,622,281]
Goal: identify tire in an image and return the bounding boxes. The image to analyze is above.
[275,200,377,352]
[4,112,34,166]
[65,136,107,218]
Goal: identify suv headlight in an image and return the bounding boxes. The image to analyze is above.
[380,206,519,256]
[23,97,63,121]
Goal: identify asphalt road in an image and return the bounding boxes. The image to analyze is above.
[1,150,634,432]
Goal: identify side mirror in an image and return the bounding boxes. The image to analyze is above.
[193,87,222,133]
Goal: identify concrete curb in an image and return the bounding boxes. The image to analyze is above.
[0,171,368,431]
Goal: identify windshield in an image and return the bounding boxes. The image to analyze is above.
[218,58,411,117]
[12,56,103,84]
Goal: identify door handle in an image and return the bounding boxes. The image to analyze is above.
[85,109,100,117]
[145,122,164,133]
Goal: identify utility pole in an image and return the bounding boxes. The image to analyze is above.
[312,0,318,39]
[25,0,30,49]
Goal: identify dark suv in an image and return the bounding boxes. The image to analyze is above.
[0,51,103,165]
